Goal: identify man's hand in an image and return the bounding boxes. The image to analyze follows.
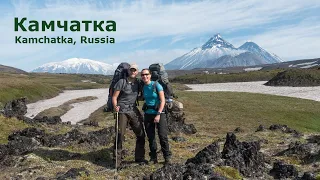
[114,106,120,112]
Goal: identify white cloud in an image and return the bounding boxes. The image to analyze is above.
[0,0,320,68]
[230,18,320,61]
[170,36,185,45]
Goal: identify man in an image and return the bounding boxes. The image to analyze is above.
[112,63,147,167]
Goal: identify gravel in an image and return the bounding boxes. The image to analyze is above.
[26,89,108,124]
[186,81,320,102]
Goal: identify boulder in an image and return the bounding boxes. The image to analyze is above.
[269,161,298,179]
[221,133,265,177]
[186,141,221,165]
[2,98,27,118]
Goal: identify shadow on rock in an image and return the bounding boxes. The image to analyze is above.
[33,147,114,168]
[33,149,82,161]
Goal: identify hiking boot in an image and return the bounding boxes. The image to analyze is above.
[164,158,171,165]
[149,158,158,164]
[135,159,149,165]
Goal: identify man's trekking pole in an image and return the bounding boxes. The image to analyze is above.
[114,111,119,178]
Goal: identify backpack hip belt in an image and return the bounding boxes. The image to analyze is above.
[142,103,160,111]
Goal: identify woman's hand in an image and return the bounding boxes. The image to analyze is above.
[154,114,160,123]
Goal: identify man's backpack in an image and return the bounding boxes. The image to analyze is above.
[105,62,130,112]
[149,63,174,100]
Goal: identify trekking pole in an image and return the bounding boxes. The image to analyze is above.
[114,111,119,179]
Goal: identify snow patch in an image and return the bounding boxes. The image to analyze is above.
[244,67,263,72]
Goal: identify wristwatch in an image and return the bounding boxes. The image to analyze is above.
[156,111,161,115]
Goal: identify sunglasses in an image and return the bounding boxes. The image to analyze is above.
[130,68,137,72]
[141,74,150,76]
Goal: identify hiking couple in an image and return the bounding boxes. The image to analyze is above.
[111,63,172,168]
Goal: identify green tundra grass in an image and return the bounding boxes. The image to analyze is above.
[171,69,283,84]
[1,72,320,179]
[0,73,110,107]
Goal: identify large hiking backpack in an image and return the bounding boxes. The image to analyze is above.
[105,62,130,112]
[149,63,174,100]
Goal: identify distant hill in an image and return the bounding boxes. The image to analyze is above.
[0,64,27,74]
[32,58,117,75]
[265,68,320,87]
[166,58,320,78]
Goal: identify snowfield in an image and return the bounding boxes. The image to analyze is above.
[186,81,320,102]
[25,81,320,124]
[26,89,108,124]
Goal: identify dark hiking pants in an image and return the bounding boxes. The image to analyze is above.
[144,113,172,160]
[113,107,145,162]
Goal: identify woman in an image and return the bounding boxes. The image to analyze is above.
[140,68,172,165]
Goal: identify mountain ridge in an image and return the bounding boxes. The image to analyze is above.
[165,34,282,70]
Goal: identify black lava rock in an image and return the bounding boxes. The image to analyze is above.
[184,163,227,180]
[298,172,316,180]
[276,141,317,161]
[84,127,115,146]
[269,161,298,179]
[2,98,27,118]
[7,136,41,155]
[56,167,90,180]
[172,136,186,142]
[33,116,62,125]
[83,121,99,127]
[0,144,9,161]
[233,127,244,133]
[221,133,265,177]
[43,129,85,147]
[256,125,266,132]
[167,109,197,134]
[149,164,185,180]
[148,163,227,180]
[186,141,221,165]
[269,124,303,137]
[8,127,46,143]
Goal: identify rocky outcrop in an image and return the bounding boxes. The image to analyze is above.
[186,141,221,165]
[2,98,27,118]
[147,163,227,180]
[0,127,115,166]
[148,133,267,179]
[166,108,197,134]
[269,161,298,179]
[221,133,265,177]
[269,124,302,137]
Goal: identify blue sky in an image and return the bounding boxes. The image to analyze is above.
[1,0,320,71]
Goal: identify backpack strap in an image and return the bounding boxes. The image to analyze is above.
[153,81,159,95]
